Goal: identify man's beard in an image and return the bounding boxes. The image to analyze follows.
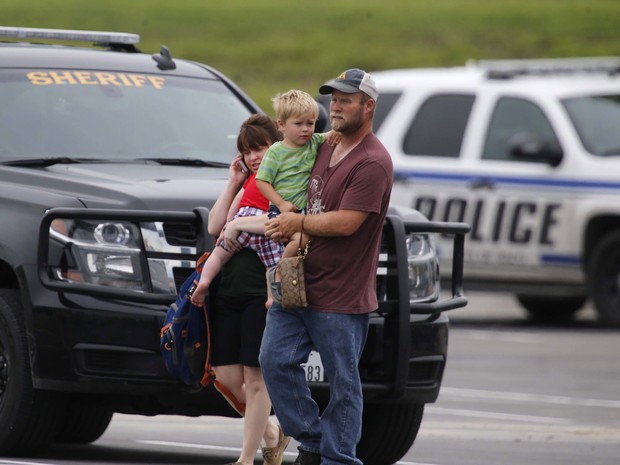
[330,110,363,135]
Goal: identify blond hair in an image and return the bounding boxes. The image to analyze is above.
[272,89,319,123]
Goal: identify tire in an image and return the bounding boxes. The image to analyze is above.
[55,396,114,444]
[0,289,68,455]
[516,295,586,324]
[356,403,424,465]
[587,230,620,326]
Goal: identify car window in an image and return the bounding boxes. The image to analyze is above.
[372,92,401,132]
[0,70,251,162]
[482,97,560,162]
[562,95,620,157]
[402,94,475,158]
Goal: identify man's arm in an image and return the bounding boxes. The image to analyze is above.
[265,210,369,242]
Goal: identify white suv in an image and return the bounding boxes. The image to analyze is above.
[363,57,620,325]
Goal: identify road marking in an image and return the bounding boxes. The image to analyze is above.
[0,461,59,465]
[459,329,542,343]
[396,462,441,465]
[137,439,299,458]
[396,462,440,465]
[427,406,571,424]
[441,387,620,409]
[137,440,443,465]
[137,439,239,452]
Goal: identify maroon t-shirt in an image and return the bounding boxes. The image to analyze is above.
[304,133,393,313]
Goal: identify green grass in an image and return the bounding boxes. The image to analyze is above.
[3,0,620,112]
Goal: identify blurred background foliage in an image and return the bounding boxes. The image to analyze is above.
[4,0,619,113]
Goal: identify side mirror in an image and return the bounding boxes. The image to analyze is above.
[508,132,563,167]
[315,98,331,133]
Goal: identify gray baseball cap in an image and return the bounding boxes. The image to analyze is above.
[319,68,378,100]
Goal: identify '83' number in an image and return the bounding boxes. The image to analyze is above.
[305,365,322,382]
[303,351,324,382]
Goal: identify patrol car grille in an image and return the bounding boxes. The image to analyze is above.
[376,235,390,300]
[173,267,194,291]
[160,222,199,291]
[162,222,198,247]
[374,228,400,316]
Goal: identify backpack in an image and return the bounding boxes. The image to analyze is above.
[160,252,214,387]
[159,252,246,416]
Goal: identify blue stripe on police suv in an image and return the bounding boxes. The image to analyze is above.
[395,170,620,191]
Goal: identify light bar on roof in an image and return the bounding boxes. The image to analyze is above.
[0,26,140,45]
[471,56,620,79]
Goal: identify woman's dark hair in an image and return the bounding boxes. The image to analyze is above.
[237,114,280,153]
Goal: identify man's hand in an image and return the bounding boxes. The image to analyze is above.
[265,212,301,243]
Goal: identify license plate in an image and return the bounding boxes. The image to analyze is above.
[302,351,324,382]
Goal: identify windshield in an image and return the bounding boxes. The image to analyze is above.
[562,95,620,157]
[0,69,252,163]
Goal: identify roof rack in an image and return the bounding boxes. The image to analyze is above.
[0,26,140,48]
[467,57,620,79]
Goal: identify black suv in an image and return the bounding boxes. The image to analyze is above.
[0,27,468,465]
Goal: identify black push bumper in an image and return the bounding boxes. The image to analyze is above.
[35,207,468,409]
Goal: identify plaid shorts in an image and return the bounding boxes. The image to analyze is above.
[220,206,284,268]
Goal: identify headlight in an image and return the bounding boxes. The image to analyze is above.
[406,233,440,303]
[94,222,131,245]
[50,219,147,291]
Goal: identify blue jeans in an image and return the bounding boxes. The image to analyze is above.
[259,303,369,465]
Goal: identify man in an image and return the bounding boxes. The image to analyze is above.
[260,68,393,465]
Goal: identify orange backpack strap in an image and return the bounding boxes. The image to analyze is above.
[196,252,245,415]
[196,251,210,274]
[213,379,246,416]
[199,301,215,387]
[196,251,213,388]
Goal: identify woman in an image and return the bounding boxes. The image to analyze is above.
[193,114,290,465]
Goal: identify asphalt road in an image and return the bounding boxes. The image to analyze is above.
[1,292,618,465]
[408,292,620,465]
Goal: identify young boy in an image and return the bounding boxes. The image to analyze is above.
[190,114,284,309]
[193,91,337,308]
[256,89,339,302]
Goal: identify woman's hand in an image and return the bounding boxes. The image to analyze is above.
[230,154,249,185]
[220,220,243,252]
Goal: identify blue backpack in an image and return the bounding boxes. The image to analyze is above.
[159,252,246,415]
[160,253,214,387]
